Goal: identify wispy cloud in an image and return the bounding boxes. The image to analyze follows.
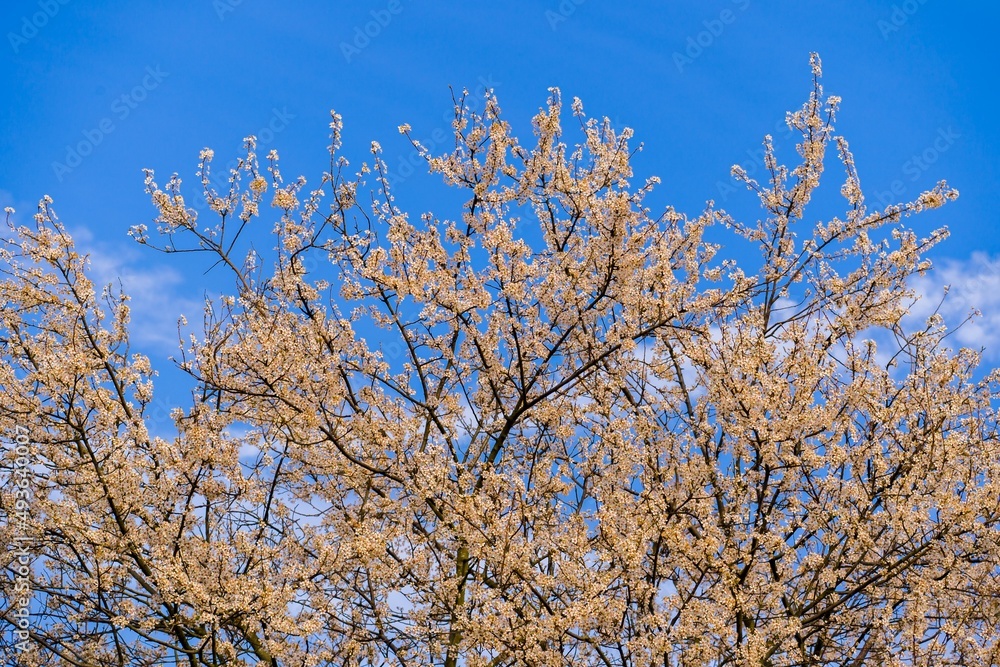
[906,252,1000,361]
[73,227,203,355]
[2,192,201,362]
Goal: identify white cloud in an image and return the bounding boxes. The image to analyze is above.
[1,193,202,356]
[906,252,1000,361]
[75,228,204,355]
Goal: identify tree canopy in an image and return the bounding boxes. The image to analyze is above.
[2,54,998,667]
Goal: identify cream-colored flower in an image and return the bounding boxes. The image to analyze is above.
[272,189,298,209]
[3,56,987,667]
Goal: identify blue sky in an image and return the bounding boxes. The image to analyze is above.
[2,0,998,407]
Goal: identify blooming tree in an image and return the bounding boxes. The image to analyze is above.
[2,55,999,667]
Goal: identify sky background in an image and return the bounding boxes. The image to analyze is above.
[2,0,998,417]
